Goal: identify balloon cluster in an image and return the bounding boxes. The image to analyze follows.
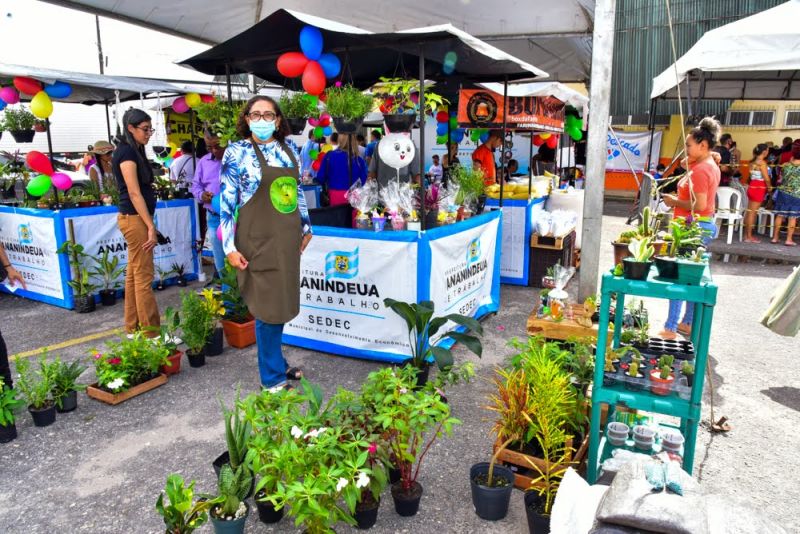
[25,151,72,197]
[172,93,215,114]
[433,110,467,145]
[310,143,335,173]
[470,128,490,145]
[564,114,583,142]
[0,77,72,117]
[308,111,333,138]
[533,133,559,149]
[276,26,342,96]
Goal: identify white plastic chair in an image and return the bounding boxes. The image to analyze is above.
[714,187,744,244]
[757,207,776,235]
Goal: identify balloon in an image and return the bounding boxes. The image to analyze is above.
[565,115,577,129]
[13,76,42,96]
[312,160,322,172]
[308,117,320,127]
[322,126,332,136]
[30,91,53,119]
[277,51,309,77]
[173,151,183,159]
[164,157,174,168]
[378,133,416,170]
[436,123,448,136]
[51,172,72,191]
[172,96,189,113]
[318,53,341,78]
[540,133,551,140]
[451,130,465,143]
[448,117,458,129]
[303,94,319,107]
[568,127,582,142]
[479,133,489,144]
[185,93,202,108]
[0,86,20,105]
[44,81,72,99]
[436,111,449,123]
[27,174,52,197]
[302,61,326,96]
[26,151,54,175]
[314,126,324,138]
[436,134,448,144]
[299,26,324,61]
[318,115,331,127]
[546,135,559,149]
[321,144,334,153]
[309,149,320,160]
[168,142,178,157]
[201,94,216,103]
[0,100,5,111]
[211,194,221,214]
[533,135,545,146]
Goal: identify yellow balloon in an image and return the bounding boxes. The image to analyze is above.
[321,144,334,153]
[185,93,201,108]
[31,91,53,119]
[168,142,178,157]
[539,133,551,140]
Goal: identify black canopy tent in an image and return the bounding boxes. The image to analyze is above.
[180,9,546,226]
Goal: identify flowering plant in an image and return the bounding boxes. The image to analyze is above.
[92,332,169,392]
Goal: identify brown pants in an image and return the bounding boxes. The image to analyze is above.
[118,214,160,335]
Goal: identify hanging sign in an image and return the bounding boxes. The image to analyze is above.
[457,89,565,132]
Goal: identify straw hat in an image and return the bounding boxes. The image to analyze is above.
[91,140,114,155]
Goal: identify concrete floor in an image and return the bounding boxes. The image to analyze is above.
[0,201,797,533]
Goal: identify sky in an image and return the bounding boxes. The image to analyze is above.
[0,0,212,81]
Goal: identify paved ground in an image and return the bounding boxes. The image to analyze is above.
[1,200,797,533]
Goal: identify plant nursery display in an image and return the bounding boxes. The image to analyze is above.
[324,84,374,132]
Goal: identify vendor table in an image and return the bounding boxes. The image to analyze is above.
[283,210,502,363]
[484,196,546,286]
[0,199,199,309]
[527,303,612,344]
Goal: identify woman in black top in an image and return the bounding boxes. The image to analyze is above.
[113,108,160,336]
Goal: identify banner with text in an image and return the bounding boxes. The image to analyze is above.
[284,233,418,360]
[606,130,663,172]
[0,212,64,300]
[457,89,565,132]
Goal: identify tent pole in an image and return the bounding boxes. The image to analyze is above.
[644,98,657,172]
[579,0,617,302]
[499,75,508,208]
[528,131,534,197]
[190,110,197,173]
[225,64,233,102]
[419,47,426,230]
[45,118,59,205]
[104,100,112,142]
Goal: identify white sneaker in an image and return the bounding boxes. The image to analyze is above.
[163,335,183,345]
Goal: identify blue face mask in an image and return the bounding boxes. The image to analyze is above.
[250,119,276,141]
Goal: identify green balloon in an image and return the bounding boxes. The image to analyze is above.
[570,128,583,142]
[449,117,458,129]
[314,126,324,138]
[27,174,52,197]
[303,94,319,106]
[309,149,320,160]
[436,134,447,144]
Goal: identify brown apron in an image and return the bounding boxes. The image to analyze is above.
[234,140,302,324]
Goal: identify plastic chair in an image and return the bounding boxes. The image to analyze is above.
[714,187,743,244]
[757,207,776,235]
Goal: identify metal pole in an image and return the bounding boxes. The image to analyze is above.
[225,64,233,102]
[95,16,112,143]
[419,48,426,230]
[578,0,617,302]
[528,131,534,197]
[499,75,508,208]
[45,118,59,205]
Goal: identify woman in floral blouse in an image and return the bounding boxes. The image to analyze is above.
[772,139,800,247]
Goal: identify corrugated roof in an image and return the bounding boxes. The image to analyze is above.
[611,0,786,117]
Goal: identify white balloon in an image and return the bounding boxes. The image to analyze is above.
[378,133,416,170]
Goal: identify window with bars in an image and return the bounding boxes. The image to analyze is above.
[725,110,775,127]
[786,110,800,128]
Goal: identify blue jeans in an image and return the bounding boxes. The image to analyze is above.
[255,320,287,388]
[206,211,226,276]
[665,220,718,332]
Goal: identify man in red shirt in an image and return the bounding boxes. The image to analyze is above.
[472,130,503,185]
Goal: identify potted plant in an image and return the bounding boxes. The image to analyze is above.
[620,359,645,392]
[48,356,87,413]
[194,100,244,148]
[632,323,650,350]
[156,474,212,534]
[622,237,654,280]
[171,262,188,287]
[33,119,47,133]
[180,290,213,366]
[681,361,695,387]
[450,164,486,216]
[612,229,637,265]
[158,307,184,376]
[90,249,125,306]
[374,77,449,132]
[279,91,318,134]
[383,298,483,386]
[603,350,621,387]
[13,354,56,427]
[86,332,169,405]
[650,354,675,396]
[203,464,250,534]
[212,391,254,499]
[219,262,255,349]
[57,240,98,313]
[523,429,572,534]
[155,265,173,291]
[201,288,226,356]
[677,246,708,286]
[0,378,24,443]
[3,107,36,143]
[324,85,374,133]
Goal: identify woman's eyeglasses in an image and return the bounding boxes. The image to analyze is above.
[136,126,156,135]
[247,111,277,121]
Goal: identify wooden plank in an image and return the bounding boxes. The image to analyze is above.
[86,374,168,405]
[527,303,612,343]
[494,436,588,490]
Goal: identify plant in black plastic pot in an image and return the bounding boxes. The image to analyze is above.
[179,290,215,367]
[383,298,483,386]
[622,237,655,280]
[204,464,251,534]
[0,378,24,443]
[523,428,572,534]
[681,361,695,387]
[324,85,374,133]
[156,474,212,534]
[171,262,188,287]
[278,91,318,134]
[374,77,448,132]
[48,356,87,413]
[2,106,36,143]
[58,240,98,313]
[90,249,125,306]
[13,354,56,427]
[213,390,254,498]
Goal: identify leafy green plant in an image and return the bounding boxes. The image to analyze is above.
[179,290,216,353]
[524,430,572,516]
[90,249,125,291]
[2,107,36,131]
[13,355,53,409]
[171,262,186,280]
[194,100,244,148]
[667,216,708,257]
[279,91,318,119]
[450,164,486,207]
[324,85,374,121]
[48,357,87,409]
[628,237,655,262]
[156,265,174,284]
[57,240,98,297]
[157,307,182,355]
[92,332,169,392]
[219,261,250,323]
[374,77,449,115]
[206,464,250,520]
[156,474,212,534]
[219,389,252,473]
[616,229,638,244]
[484,366,533,486]
[383,298,483,370]
[0,378,24,427]
[620,329,635,344]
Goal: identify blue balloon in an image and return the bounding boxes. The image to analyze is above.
[44,81,72,99]
[211,194,221,214]
[299,26,324,61]
[318,53,341,78]
[436,123,448,136]
[0,100,6,111]
[451,130,465,143]
[323,126,332,136]
[479,133,489,144]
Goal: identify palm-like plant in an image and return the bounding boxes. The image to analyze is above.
[91,249,125,291]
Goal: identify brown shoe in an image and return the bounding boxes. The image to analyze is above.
[658,329,678,340]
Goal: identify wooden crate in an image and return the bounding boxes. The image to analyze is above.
[86,374,168,405]
[527,303,612,344]
[531,232,572,250]
[494,435,589,490]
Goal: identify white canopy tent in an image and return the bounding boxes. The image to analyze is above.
[651,0,800,101]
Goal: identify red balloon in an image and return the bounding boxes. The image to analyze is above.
[319,116,330,127]
[302,61,326,96]
[277,52,309,78]
[173,151,183,159]
[13,76,43,96]
[435,111,449,123]
[312,159,322,172]
[546,135,559,149]
[26,151,54,176]
[200,94,216,103]
[533,135,544,146]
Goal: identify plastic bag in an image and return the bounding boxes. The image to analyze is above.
[380,179,403,218]
[347,180,378,219]
[398,181,417,221]
[550,209,578,237]
[535,211,553,236]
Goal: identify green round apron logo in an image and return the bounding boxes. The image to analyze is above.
[270,176,298,213]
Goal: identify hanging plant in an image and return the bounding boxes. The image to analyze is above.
[194,101,244,147]
[374,78,449,116]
